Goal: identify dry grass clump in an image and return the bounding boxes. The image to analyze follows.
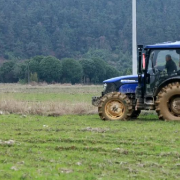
[0,98,97,116]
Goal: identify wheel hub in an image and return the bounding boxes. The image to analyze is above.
[170,97,180,116]
[105,100,125,119]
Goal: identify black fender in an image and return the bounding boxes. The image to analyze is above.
[154,76,180,96]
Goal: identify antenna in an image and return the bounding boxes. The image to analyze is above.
[132,0,137,75]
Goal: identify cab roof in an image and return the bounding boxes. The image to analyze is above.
[145,41,180,49]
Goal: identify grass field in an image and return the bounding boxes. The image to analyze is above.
[0,84,180,180]
[0,84,102,116]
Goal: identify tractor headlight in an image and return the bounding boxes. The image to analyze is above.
[103,83,107,90]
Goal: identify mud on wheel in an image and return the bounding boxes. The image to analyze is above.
[98,92,133,121]
[155,82,180,121]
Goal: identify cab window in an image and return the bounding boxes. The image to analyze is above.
[148,49,180,72]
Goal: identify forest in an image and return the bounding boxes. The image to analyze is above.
[0,0,180,83]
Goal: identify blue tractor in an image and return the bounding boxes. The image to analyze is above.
[92,42,180,121]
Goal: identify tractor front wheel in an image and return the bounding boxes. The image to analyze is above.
[155,82,180,121]
[98,92,133,121]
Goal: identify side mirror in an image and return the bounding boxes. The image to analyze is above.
[138,45,143,49]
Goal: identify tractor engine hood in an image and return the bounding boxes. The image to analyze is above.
[103,75,138,84]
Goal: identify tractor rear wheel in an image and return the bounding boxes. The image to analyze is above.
[98,92,133,121]
[155,82,180,121]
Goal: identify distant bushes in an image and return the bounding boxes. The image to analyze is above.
[0,56,120,84]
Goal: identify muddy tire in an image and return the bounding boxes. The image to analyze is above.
[98,92,133,121]
[155,82,180,121]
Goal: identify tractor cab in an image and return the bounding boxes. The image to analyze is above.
[136,42,180,113]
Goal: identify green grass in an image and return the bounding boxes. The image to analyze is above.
[1,114,180,180]
[0,84,180,179]
[0,84,102,103]
[0,93,92,102]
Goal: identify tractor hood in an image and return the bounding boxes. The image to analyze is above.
[103,75,138,83]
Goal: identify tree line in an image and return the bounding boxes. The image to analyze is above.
[0,0,179,76]
[0,56,120,84]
